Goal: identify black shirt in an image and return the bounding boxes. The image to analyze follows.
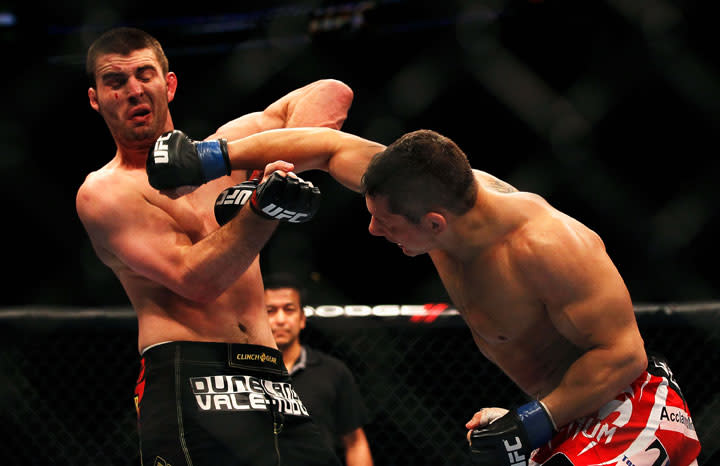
[290,346,371,453]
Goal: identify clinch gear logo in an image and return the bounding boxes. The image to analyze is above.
[236,352,277,364]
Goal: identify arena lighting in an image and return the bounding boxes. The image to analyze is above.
[0,12,16,26]
[46,1,504,64]
[308,1,374,35]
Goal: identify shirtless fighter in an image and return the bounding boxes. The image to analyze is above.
[147,126,702,465]
[76,26,360,465]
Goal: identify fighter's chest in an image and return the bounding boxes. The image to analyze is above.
[152,185,226,242]
[433,253,541,342]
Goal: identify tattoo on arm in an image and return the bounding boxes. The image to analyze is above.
[488,178,518,193]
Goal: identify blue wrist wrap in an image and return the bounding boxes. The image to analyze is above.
[516,401,554,449]
[196,140,229,181]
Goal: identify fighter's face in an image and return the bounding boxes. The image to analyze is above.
[365,195,431,257]
[266,288,305,350]
[89,49,175,150]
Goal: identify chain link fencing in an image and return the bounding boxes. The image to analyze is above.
[1,304,718,465]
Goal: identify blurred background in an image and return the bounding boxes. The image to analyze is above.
[2,0,718,308]
[1,2,719,465]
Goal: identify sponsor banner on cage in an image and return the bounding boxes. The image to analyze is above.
[190,375,310,416]
[304,303,460,323]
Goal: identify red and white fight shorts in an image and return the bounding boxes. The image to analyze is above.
[531,355,701,466]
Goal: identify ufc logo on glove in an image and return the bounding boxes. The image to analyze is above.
[152,132,173,164]
[213,173,321,226]
[503,437,527,466]
[249,172,320,224]
[255,203,309,223]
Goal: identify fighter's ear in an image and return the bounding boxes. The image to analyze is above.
[423,212,446,235]
[88,87,99,112]
[166,72,177,102]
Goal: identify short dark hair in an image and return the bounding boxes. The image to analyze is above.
[361,129,477,223]
[263,272,307,304]
[86,27,169,87]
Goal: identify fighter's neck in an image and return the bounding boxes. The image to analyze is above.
[438,189,523,260]
[114,146,150,168]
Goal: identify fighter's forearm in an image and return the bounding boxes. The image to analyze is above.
[541,343,647,428]
[226,127,383,192]
[176,207,278,303]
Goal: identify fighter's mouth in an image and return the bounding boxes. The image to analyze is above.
[129,106,151,119]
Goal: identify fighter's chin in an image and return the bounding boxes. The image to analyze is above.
[122,127,159,149]
[134,126,161,142]
[398,244,423,257]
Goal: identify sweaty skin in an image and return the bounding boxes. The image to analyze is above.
[212,127,646,432]
[76,48,354,353]
[367,172,646,430]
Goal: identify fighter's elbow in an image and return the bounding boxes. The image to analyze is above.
[190,287,224,305]
[178,282,222,304]
[172,271,225,304]
[317,79,354,128]
[318,79,354,102]
[616,338,648,386]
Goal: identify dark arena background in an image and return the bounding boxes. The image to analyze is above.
[2,1,719,465]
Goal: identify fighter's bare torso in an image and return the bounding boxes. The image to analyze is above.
[430,172,597,398]
[80,158,274,353]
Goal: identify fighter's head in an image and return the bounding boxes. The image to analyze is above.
[361,129,476,223]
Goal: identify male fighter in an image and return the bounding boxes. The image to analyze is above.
[76,26,361,465]
[147,125,701,465]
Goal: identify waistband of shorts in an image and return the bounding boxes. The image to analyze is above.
[646,352,671,378]
[141,341,287,375]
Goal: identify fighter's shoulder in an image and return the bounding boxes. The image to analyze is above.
[512,210,605,270]
[77,166,145,221]
[474,170,519,194]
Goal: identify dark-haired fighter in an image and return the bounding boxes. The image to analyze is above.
[76,26,366,466]
[149,126,701,465]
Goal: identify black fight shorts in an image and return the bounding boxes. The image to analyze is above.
[134,341,341,466]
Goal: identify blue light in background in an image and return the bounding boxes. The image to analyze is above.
[0,12,16,26]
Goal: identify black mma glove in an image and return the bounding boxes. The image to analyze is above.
[214,179,259,226]
[250,172,320,223]
[470,401,555,466]
[214,172,320,225]
[147,130,230,190]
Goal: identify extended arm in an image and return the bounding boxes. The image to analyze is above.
[225,127,384,192]
[147,127,385,193]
